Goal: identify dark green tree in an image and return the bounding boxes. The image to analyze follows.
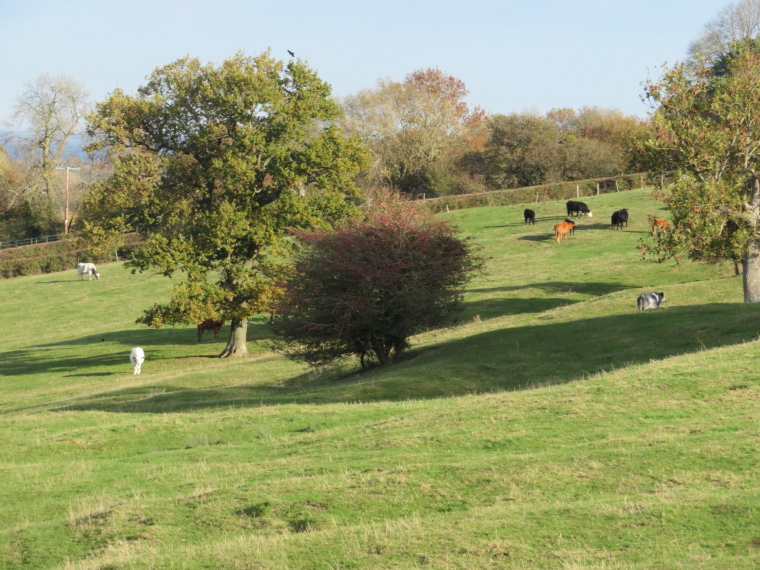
[82,51,368,356]
[484,113,562,188]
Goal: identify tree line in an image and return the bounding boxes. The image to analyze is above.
[0,69,651,242]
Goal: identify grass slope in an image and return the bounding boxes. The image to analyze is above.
[1,188,759,568]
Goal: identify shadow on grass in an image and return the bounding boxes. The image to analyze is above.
[467,281,636,297]
[33,302,760,414]
[29,316,273,350]
[0,349,133,378]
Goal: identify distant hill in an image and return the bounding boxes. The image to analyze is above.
[0,131,89,160]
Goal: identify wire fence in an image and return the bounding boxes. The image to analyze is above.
[0,233,68,251]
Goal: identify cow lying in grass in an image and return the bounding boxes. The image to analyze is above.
[197,319,224,342]
[130,347,145,375]
[77,262,100,280]
[637,292,666,310]
[554,220,576,243]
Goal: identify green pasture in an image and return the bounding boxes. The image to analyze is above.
[1,188,759,568]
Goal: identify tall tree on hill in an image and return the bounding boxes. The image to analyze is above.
[82,52,368,356]
[688,0,760,66]
[339,68,487,196]
[643,44,760,302]
[3,74,89,235]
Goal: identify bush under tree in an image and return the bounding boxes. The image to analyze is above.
[271,197,483,367]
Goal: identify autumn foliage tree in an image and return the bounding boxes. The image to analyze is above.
[271,197,482,367]
[642,45,760,302]
[82,52,367,356]
[339,68,487,196]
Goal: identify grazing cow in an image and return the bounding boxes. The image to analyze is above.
[523,208,536,224]
[130,347,145,375]
[611,208,629,230]
[197,319,224,342]
[554,220,576,243]
[637,292,666,311]
[566,200,593,218]
[77,262,100,280]
[651,217,670,233]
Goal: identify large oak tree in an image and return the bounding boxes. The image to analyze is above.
[82,52,367,356]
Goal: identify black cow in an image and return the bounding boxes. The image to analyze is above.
[611,208,629,230]
[566,200,593,218]
[523,208,536,224]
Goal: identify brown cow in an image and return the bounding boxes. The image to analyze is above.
[197,319,224,342]
[651,217,670,233]
[554,220,576,243]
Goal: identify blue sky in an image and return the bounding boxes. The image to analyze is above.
[0,0,730,124]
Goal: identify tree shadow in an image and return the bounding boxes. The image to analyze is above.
[31,302,760,414]
[517,234,555,242]
[460,281,639,320]
[467,281,637,296]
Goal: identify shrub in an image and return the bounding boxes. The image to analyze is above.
[272,197,483,367]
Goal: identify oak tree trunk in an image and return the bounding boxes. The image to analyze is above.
[743,179,760,303]
[742,240,760,302]
[219,318,248,358]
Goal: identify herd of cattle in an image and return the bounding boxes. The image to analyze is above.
[523,200,670,244]
[78,198,670,374]
[524,199,669,312]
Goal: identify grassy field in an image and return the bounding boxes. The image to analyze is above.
[1,188,759,568]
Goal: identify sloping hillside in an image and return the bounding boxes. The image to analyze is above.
[1,189,758,568]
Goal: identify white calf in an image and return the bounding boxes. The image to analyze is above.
[77,262,100,280]
[130,347,145,375]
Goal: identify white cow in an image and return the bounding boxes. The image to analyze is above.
[77,262,100,281]
[130,347,145,375]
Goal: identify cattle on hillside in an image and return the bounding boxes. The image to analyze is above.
[554,220,576,243]
[611,208,629,230]
[130,347,145,375]
[523,208,536,224]
[637,292,666,311]
[566,200,593,218]
[77,262,100,281]
[197,319,224,342]
[651,217,670,233]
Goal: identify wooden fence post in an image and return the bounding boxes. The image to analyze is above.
[596,182,600,196]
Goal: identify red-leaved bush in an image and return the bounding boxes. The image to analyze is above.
[271,197,482,367]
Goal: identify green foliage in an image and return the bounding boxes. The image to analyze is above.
[642,45,760,301]
[82,51,368,353]
[272,197,483,366]
[482,108,648,190]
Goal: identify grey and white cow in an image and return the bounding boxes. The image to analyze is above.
[77,262,100,280]
[637,291,666,311]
